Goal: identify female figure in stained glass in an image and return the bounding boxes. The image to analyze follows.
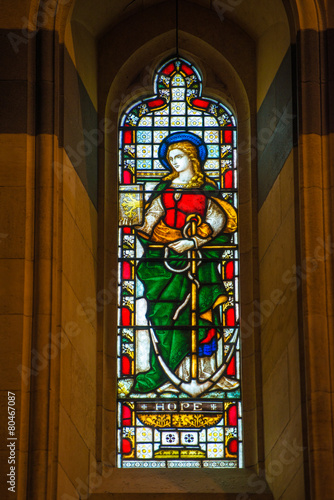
[134,132,238,396]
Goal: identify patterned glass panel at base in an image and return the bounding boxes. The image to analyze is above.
[117,57,242,468]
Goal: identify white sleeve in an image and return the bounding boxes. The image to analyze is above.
[137,196,165,236]
[192,199,226,247]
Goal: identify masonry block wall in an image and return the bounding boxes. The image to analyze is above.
[56,15,99,499]
[255,6,305,498]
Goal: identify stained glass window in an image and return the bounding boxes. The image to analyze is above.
[117,57,241,469]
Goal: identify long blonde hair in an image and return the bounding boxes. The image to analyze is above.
[163,141,205,188]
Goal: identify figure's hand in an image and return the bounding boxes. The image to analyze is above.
[168,239,195,253]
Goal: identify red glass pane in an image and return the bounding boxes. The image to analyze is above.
[148,98,165,108]
[123,170,132,184]
[122,355,131,375]
[224,130,232,144]
[227,355,236,376]
[200,328,216,344]
[123,262,131,279]
[122,307,131,326]
[226,307,235,326]
[122,438,132,454]
[181,62,193,75]
[192,98,209,109]
[228,404,237,426]
[228,438,238,454]
[162,62,175,75]
[123,227,131,234]
[124,131,132,144]
[224,169,233,189]
[225,261,234,280]
[122,405,132,426]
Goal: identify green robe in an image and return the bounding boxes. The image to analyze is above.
[134,181,232,393]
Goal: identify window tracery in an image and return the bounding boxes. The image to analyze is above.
[117,57,242,468]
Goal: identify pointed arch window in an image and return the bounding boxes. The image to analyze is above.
[117,57,242,469]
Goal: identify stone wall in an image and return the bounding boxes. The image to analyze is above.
[0,1,333,499]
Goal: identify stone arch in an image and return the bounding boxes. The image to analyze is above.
[102,29,256,471]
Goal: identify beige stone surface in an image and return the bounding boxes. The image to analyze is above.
[301,254,329,315]
[263,350,290,453]
[261,290,298,384]
[0,134,29,186]
[279,152,294,221]
[70,348,96,452]
[62,203,97,314]
[25,449,50,497]
[91,494,272,500]
[63,151,98,257]
[1,2,333,499]
[258,175,281,262]
[102,352,117,408]
[101,407,116,467]
[22,259,34,318]
[239,199,254,254]
[309,449,334,499]
[89,469,272,498]
[27,390,51,452]
[304,314,332,394]
[299,186,326,249]
[62,151,79,218]
[242,353,257,412]
[240,316,257,361]
[265,407,304,498]
[17,449,28,498]
[0,259,25,314]
[257,20,290,109]
[240,249,256,310]
[61,274,97,377]
[59,330,73,415]
[307,390,333,452]
[72,181,98,259]
[57,463,80,499]
[287,331,301,418]
[64,20,98,110]
[0,0,31,28]
[88,452,110,494]
[243,407,260,468]
[0,189,25,259]
[0,315,24,390]
[35,135,55,188]
[58,403,90,488]
[259,204,296,301]
[17,381,30,453]
[279,465,305,500]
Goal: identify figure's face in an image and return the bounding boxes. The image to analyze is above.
[168,148,194,175]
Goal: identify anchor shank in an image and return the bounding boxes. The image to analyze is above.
[190,219,198,380]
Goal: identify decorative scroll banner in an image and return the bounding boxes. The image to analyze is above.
[137,413,223,428]
[119,185,143,226]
